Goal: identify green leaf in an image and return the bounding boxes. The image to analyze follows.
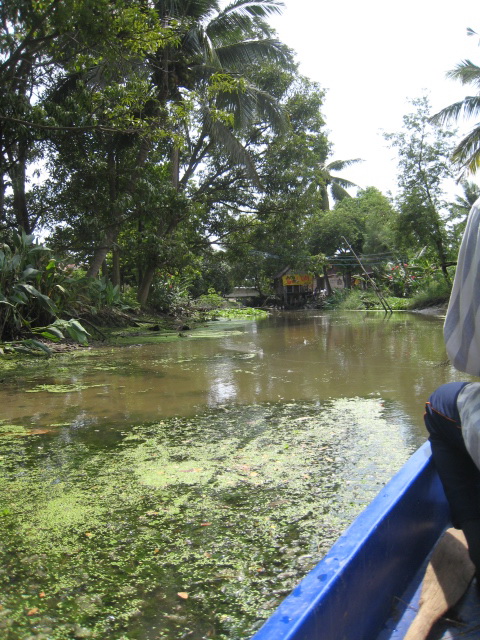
[21,267,41,280]
[32,326,64,342]
[16,284,57,312]
[52,319,90,345]
[21,339,52,356]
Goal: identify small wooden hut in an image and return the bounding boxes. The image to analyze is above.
[273,267,314,307]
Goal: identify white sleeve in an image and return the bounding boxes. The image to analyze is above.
[444,197,480,375]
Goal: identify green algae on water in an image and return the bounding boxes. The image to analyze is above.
[26,383,107,393]
[0,398,413,640]
[0,424,28,435]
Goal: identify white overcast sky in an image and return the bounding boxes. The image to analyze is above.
[267,0,480,197]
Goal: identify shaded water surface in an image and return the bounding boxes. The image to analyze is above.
[0,311,471,639]
[0,311,469,434]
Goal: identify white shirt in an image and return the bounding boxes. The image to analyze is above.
[444,198,480,467]
[444,197,480,375]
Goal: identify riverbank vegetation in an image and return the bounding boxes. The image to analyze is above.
[1,1,479,344]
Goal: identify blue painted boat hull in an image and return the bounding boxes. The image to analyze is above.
[252,442,452,640]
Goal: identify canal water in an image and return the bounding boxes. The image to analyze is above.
[0,311,471,640]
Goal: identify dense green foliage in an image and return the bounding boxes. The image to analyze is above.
[0,1,476,325]
[0,232,90,352]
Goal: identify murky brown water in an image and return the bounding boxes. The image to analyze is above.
[1,310,471,443]
[1,309,472,640]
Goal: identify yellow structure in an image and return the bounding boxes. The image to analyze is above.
[281,274,313,286]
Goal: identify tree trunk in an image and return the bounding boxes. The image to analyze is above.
[112,246,121,287]
[9,151,31,233]
[171,146,180,190]
[0,172,5,222]
[101,259,108,278]
[323,265,333,296]
[86,225,120,278]
[344,270,352,289]
[86,138,151,278]
[433,234,451,285]
[135,144,181,305]
[137,262,157,307]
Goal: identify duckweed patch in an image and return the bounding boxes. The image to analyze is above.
[112,328,246,346]
[0,424,27,435]
[26,383,107,393]
[0,399,413,639]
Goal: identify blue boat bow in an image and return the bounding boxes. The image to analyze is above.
[251,442,450,640]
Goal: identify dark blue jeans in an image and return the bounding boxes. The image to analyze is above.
[425,382,480,527]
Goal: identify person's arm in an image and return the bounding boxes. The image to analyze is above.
[444,198,480,375]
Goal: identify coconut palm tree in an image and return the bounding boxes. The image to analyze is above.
[151,0,291,178]
[133,0,294,303]
[448,180,480,240]
[318,158,362,210]
[69,0,292,285]
[432,30,480,175]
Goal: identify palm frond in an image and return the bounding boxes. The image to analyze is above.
[432,96,480,125]
[460,180,480,205]
[331,176,358,189]
[331,182,351,202]
[326,158,362,171]
[217,0,284,20]
[183,24,220,66]
[214,81,288,132]
[207,14,262,41]
[203,111,260,185]
[245,84,288,133]
[451,125,480,175]
[206,1,284,45]
[215,38,290,69]
[156,0,219,21]
[446,60,480,89]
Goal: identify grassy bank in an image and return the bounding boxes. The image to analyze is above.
[324,280,450,313]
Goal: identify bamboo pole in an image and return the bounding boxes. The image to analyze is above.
[341,237,393,313]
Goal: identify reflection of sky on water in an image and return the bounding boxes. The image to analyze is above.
[209,377,237,404]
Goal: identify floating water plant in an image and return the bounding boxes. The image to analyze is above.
[0,399,412,640]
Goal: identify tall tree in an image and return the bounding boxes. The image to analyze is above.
[385,97,455,282]
[218,71,331,286]
[0,0,167,236]
[133,0,292,304]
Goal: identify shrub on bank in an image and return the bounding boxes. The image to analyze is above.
[408,277,451,309]
[324,281,451,311]
[0,233,90,354]
[325,289,411,311]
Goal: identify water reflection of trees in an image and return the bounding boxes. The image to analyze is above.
[0,312,469,439]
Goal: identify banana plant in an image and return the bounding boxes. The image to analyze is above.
[0,233,88,355]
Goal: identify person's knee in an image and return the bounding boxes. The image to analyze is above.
[424,408,437,438]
